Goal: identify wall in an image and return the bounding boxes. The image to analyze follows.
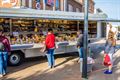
[0,0,21,8]
[81,0,95,13]
[0,0,95,13]
[67,0,82,12]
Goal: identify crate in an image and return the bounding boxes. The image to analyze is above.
[80,61,93,73]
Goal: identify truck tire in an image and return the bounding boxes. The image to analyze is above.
[8,52,24,66]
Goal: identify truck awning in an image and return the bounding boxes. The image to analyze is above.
[0,8,108,21]
[101,18,120,22]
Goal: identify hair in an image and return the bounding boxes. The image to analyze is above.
[109,24,112,29]
[48,28,53,32]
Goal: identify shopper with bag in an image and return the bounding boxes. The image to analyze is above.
[104,24,116,74]
[45,28,55,69]
[0,29,11,77]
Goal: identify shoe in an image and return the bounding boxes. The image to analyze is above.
[104,70,112,74]
[77,58,83,63]
[3,73,6,76]
[48,66,52,69]
[0,74,3,78]
[52,65,55,68]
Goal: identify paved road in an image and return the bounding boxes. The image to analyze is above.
[1,54,82,80]
[1,39,120,80]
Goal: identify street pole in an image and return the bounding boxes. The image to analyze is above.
[82,0,89,79]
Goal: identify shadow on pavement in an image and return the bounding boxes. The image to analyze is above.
[4,53,78,79]
[2,57,82,80]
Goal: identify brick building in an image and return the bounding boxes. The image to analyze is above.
[0,0,95,13]
[66,0,94,13]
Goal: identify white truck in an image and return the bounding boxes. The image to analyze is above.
[0,8,108,66]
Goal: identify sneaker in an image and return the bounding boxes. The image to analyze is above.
[3,73,6,76]
[48,66,52,69]
[0,74,3,78]
[104,70,112,74]
[77,58,83,63]
[52,65,55,68]
[80,58,83,61]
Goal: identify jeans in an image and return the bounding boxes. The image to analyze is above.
[78,47,83,58]
[0,51,8,75]
[46,49,55,67]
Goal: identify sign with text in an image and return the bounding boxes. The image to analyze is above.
[45,0,54,6]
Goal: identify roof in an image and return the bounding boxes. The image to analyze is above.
[0,8,108,21]
[101,18,120,22]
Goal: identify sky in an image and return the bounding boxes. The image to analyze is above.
[94,0,120,25]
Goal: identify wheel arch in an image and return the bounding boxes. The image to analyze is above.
[11,50,25,58]
[8,50,25,66]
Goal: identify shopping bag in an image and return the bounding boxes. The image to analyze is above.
[103,54,112,66]
[40,45,47,53]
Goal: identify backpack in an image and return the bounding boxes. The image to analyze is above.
[0,42,5,51]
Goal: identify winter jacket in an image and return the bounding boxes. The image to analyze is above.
[45,33,55,49]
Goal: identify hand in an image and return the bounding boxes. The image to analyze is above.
[77,45,80,48]
[55,45,58,49]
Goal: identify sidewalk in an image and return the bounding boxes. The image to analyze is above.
[89,40,120,80]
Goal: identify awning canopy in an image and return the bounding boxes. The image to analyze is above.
[0,8,119,22]
[0,8,108,21]
[101,18,120,22]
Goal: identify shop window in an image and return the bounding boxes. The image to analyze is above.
[21,0,26,7]
[68,4,73,12]
[76,8,80,12]
[56,0,59,10]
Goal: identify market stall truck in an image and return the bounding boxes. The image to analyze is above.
[9,41,78,66]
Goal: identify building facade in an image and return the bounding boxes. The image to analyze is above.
[0,0,95,13]
[0,0,106,39]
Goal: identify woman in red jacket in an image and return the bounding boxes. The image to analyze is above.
[45,28,55,68]
[0,29,11,77]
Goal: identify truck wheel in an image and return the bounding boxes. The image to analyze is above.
[8,53,24,66]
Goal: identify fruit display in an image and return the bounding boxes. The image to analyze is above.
[10,34,46,45]
[9,19,79,44]
[55,34,77,42]
[0,18,98,45]
[9,33,78,45]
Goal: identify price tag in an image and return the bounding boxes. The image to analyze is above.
[13,32,19,36]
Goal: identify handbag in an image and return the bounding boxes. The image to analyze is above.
[103,54,112,66]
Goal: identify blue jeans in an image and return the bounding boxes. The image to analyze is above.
[0,51,8,75]
[78,47,83,58]
[46,49,55,67]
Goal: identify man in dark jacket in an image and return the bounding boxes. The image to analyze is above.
[76,30,83,61]
[0,29,11,77]
[45,28,55,68]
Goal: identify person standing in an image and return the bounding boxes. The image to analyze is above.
[76,30,84,61]
[45,28,55,68]
[104,24,116,74]
[0,29,11,77]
